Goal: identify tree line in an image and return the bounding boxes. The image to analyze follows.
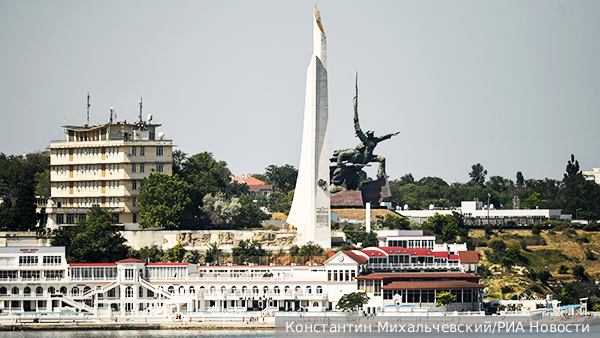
[384,154,600,220]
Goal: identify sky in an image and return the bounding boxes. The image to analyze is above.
[1,0,599,183]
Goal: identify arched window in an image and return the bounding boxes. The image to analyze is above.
[125,286,133,298]
[60,287,67,295]
[12,287,19,295]
[48,286,55,294]
[306,286,312,294]
[316,286,323,294]
[24,287,31,295]
[252,286,259,294]
[83,286,91,295]
[36,287,44,296]
[179,286,185,294]
[199,286,205,294]
[210,286,216,294]
[263,286,269,294]
[221,286,226,294]
[313,302,319,307]
[189,286,195,294]
[71,287,79,296]
[274,286,280,294]
[295,286,301,293]
[284,286,290,294]
[230,286,236,294]
[242,286,247,294]
[0,287,6,295]
[168,286,175,294]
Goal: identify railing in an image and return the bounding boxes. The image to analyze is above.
[191,275,325,282]
[0,277,66,282]
[70,277,118,282]
[200,291,327,299]
[366,262,462,269]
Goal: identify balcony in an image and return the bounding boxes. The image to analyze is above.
[366,262,463,270]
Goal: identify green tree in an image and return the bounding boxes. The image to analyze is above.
[435,291,456,311]
[362,231,379,248]
[52,205,129,263]
[264,164,298,193]
[531,224,541,235]
[130,245,164,263]
[422,212,467,243]
[202,192,241,227]
[232,239,266,263]
[235,194,269,229]
[138,173,194,229]
[171,150,187,176]
[182,250,200,263]
[35,169,51,197]
[336,292,370,313]
[298,242,324,257]
[204,243,222,264]
[469,163,487,187]
[571,265,586,279]
[165,242,187,262]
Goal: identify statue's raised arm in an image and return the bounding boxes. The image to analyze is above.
[353,74,368,143]
[376,131,400,143]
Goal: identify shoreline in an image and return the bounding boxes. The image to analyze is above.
[0,322,275,331]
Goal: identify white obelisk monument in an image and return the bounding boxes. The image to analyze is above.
[287,6,331,249]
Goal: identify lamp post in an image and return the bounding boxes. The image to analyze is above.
[487,193,491,226]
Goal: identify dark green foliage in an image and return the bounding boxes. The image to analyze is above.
[556,283,579,305]
[585,249,595,261]
[362,231,379,248]
[571,265,586,279]
[557,264,569,274]
[0,152,49,230]
[380,214,410,230]
[235,194,269,228]
[166,242,187,262]
[531,224,541,235]
[138,173,194,229]
[478,264,491,278]
[421,212,468,243]
[469,163,487,187]
[487,239,521,269]
[435,291,456,310]
[500,286,514,294]
[529,285,543,294]
[583,223,599,232]
[263,164,298,194]
[293,242,323,257]
[527,268,552,284]
[232,239,266,263]
[129,245,164,263]
[204,243,222,264]
[336,292,370,312]
[51,205,129,263]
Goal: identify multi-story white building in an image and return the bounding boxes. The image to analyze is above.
[582,168,600,185]
[46,102,172,229]
[0,236,481,317]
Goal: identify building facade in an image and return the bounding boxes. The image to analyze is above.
[46,110,172,229]
[0,234,481,317]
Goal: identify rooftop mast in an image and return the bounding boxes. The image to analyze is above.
[85,92,90,127]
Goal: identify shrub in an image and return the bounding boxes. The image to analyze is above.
[571,265,586,279]
[585,249,596,261]
[557,265,569,274]
[583,223,599,232]
[500,286,513,294]
[531,224,541,235]
[529,285,543,294]
[575,236,590,244]
[563,228,577,237]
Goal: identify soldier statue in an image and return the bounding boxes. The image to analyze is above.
[330,76,399,190]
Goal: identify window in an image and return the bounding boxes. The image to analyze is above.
[19,256,39,266]
[132,163,136,173]
[132,180,137,190]
[133,213,137,223]
[156,146,164,156]
[140,163,145,173]
[56,214,64,224]
[140,147,145,156]
[139,287,144,298]
[66,214,74,224]
[132,197,137,207]
[131,147,137,156]
[156,163,164,173]
[43,256,62,266]
[125,286,133,298]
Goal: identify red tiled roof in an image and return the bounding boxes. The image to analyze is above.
[147,263,189,266]
[69,263,116,266]
[231,176,265,186]
[459,251,479,263]
[341,251,368,264]
[382,280,484,290]
[356,272,481,281]
[116,258,146,264]
[432,251,448,258]
[449,255,460,260]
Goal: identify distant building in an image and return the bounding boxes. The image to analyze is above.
[397,201,568,225]
[230,175,274,197]
[582,168,600,185]
[46,101,173,230]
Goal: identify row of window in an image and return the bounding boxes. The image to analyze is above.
[327,269,356,282]
[130,146,164,157]
[56,211,119,224]
[131,163,164,173]
[0,270,64,279]
[382,289,475,303]
[200,285,324,295]
[387,239,435,249]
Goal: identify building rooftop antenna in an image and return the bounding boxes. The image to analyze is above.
[85,92,90,127]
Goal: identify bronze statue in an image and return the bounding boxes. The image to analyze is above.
[330,75,399,190]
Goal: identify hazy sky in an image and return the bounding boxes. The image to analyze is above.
[1,0,599,183]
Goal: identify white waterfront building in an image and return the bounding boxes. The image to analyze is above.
[0,232,481,318]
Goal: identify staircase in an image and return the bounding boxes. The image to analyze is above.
[53,294,95,313]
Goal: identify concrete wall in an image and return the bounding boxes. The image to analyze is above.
[120,230,298,252]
